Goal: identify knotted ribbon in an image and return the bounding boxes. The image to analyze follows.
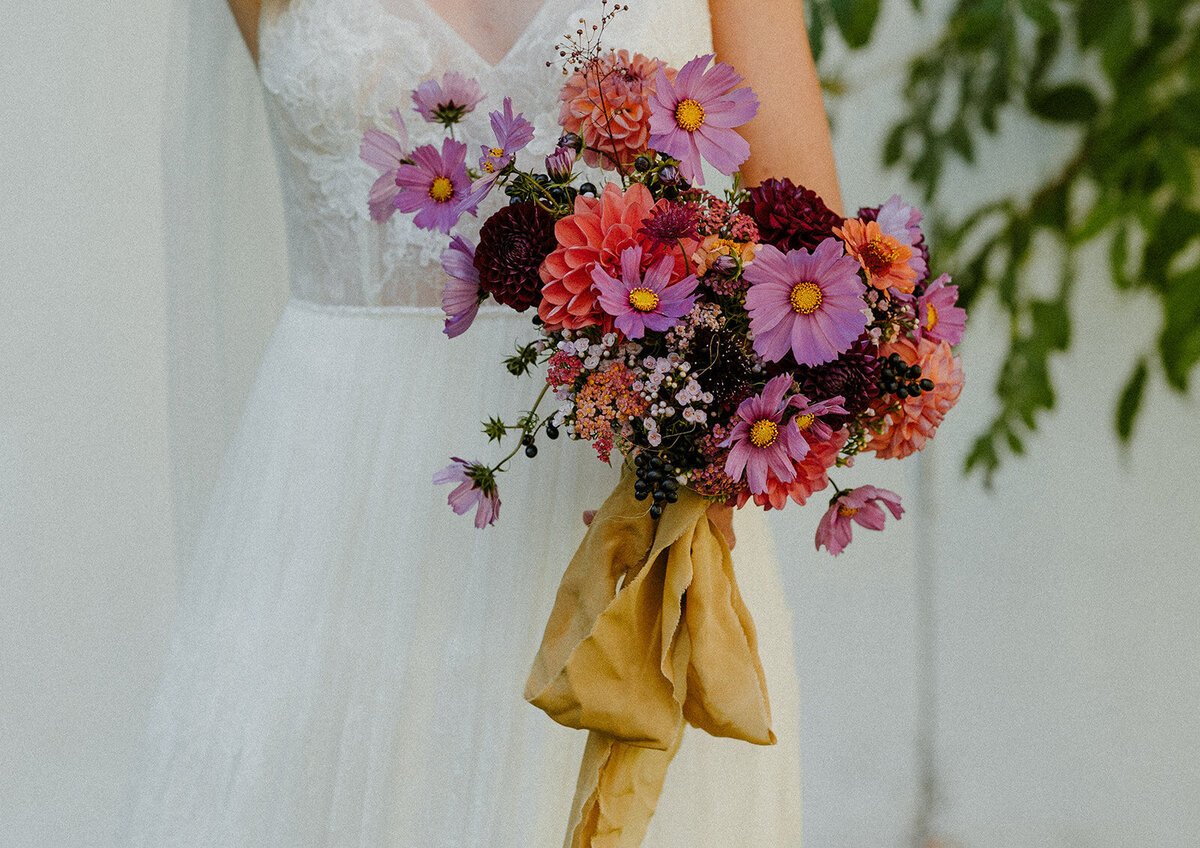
[525,467,774,848]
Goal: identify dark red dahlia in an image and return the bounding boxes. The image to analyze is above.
[641,200,700,245]
[474,201,557,311]
[793,341,882,429]
[739,178,842,253]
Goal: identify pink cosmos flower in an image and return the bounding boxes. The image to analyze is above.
[648,53,759,185]
[723,374,816,495]
[359,109,410,223]
[395,138,481,234]
[412,72,484,127]
[433,457,500,528]
[815,485,904,555]
[478,97,535,177]
[592,245,700,339]
[743,238,868,366]
[440,236,483,338]
[914,273,967,345]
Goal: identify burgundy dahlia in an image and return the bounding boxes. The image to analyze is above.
[793,341,882,429]
[474,202,557,311]
[739,178,842,253]
[641,201,700,245]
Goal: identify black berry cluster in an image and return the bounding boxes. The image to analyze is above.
[879,352,934,399]
[633,452,679,519]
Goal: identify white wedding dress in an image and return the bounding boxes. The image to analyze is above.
[122,0,803,845]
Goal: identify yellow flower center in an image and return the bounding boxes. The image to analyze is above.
[925,303,939,331]
[675,98,706,132]
[794,413,815,431]
[489,146,504,157]
[838,505,859,517]
[749,419,778,448]
[789,281,823,314]
[628,287,660,312]
[428,176,455,203]
[862,236,901,274]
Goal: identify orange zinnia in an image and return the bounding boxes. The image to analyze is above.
[866,337,964,460]
[835,218,918,294]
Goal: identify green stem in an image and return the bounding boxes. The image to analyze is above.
[490,381,553,472]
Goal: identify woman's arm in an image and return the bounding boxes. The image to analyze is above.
[708,0,843,213]
[227,0,265,64]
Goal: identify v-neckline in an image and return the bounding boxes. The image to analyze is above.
[374,0,557,70]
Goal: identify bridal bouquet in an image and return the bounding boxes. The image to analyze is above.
[362,5,966,846]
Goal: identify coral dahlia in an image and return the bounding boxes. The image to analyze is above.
[558,50,667,171]
[538,182,671,331]
[866,336,964,459]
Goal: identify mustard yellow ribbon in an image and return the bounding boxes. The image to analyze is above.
[526,468,774,848]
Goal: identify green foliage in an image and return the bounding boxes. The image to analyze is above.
[842,0,1200,482]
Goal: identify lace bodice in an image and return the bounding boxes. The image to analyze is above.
[257,0,715,307]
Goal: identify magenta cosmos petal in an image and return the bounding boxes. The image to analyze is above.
[359,109,410,222]
[440,236,483,338]
[412,72,485,125]
[432,457,500,528]
[744,239,868,367]
[722,373,811,494]
[815,485,903,555]
[395,138,479,234]
[648,54,758,185]
[592,245,699,339]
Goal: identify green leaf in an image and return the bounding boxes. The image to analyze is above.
[829,0,880,48]
[1027,83,1100,123]
[1075,1,1122,49]
[1115,359,1149,443]
[1109,222,1133,289]
[883,122,907,167]
[1031,298,1071,351]
[1159,266,1200,391]
[946,120,976,163]
[1070,194,1119,245]
[1018,0,1058,32]
[964,431,1001,485]
[807,2,827,62]
[1169,91,1200,145]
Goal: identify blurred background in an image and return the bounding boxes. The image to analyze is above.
[2,1,1198,847]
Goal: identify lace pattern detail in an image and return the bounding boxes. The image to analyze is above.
[258,0,713,308]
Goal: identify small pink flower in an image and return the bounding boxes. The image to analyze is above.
[592,245,700,339]
[722,374,826,495]
[478,97,535,176]
[395,138,480,234]
[440,236,483,338]
[648,53,759,185]
[412,72,484,127]
[815,485,904,555]
[914,273,967,345]
[359,109,410,222]
[433,458,500,528]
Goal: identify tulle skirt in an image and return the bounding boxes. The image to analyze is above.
[120,299,803,847]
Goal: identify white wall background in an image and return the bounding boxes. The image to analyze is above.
[2,2,1197,848]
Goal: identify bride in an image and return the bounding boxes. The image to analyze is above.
[122,0,841,845]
